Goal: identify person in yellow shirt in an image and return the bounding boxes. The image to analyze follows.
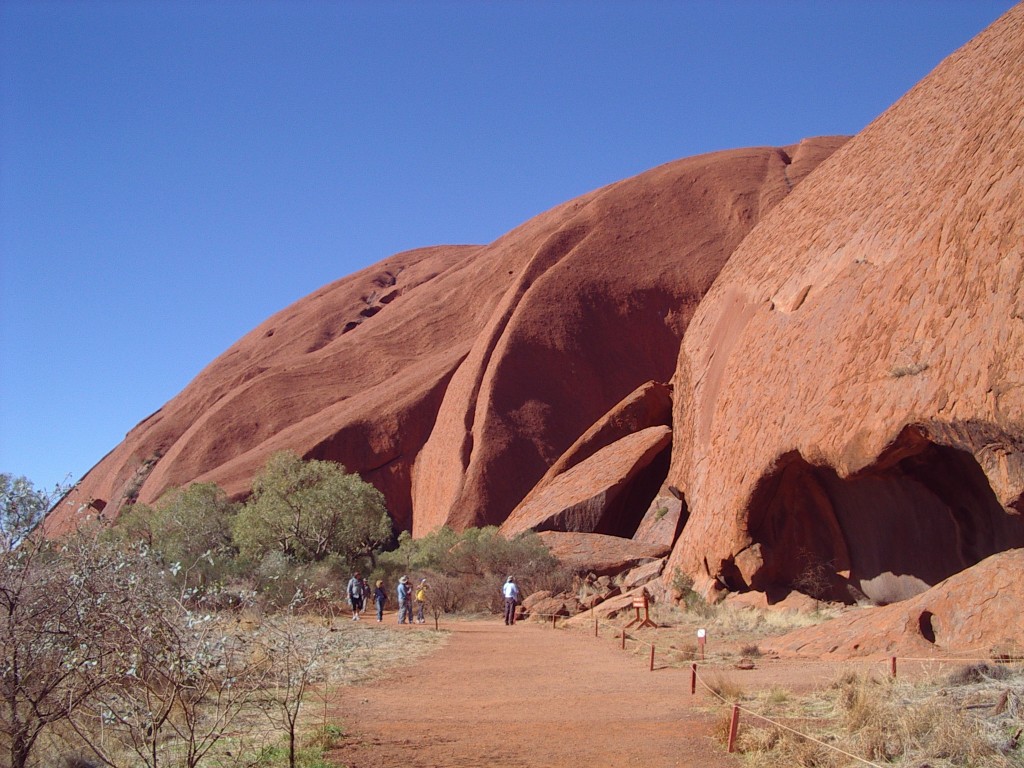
[414,579,428,624]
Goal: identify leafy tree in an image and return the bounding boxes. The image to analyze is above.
[232,451,392,567]
[111,482,237,595]
[0,474,62,552]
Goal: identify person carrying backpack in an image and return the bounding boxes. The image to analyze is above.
[347,571,365,621]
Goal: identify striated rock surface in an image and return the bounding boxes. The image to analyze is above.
[632,486,686,549]
[762,549,1024,658]
[665,6,1024,605]
[517,380,673,508]
[412,138,847,535]
[49,245,488,535]
[538,531,669,576]
[500,426,671,537]
[48,138,845,537]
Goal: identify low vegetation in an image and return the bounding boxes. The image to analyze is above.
[1,459,571,767]
[730,665,1024,768]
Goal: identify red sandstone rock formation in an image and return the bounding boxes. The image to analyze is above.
[499,425,671,537]
[537,531,669,577]
[762,548,1024,658]
[665,5,1024,606]
[47,244,493,535]
[47,138,844,538]
[411,138,847,535]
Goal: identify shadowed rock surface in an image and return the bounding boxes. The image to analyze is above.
[762,548,1024,658]
[665,5,1024,605]
[537,531,669,577]
[500,425,671,537]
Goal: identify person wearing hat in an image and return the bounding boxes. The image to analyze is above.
[397,575,413,624]
[502,576,520,625]
[414,579,429,624]
[373,579,388,622]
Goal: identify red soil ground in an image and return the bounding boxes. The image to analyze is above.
[330,619,752,768]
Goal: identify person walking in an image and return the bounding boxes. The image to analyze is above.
[415,579,429,624]
[373,580,388,622]
[347,571,365,621]
[397,575,413,624]
[502,575,520,625]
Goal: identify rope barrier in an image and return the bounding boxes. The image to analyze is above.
[692,667,884,768]
[525,606,1023,766]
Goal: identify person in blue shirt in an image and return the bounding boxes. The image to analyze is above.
[373,580,388,622]
[397,575,413,624]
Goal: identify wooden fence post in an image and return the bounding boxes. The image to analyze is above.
[727,705,740,753]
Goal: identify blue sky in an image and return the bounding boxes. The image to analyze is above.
[1,0,1016,493]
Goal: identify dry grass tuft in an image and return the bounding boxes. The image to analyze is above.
[737,725,838,768]
[705,672,744,703]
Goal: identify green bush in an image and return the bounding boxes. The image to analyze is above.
[231,451,392,568]
[375,526,570,613]
[108,482,238,599]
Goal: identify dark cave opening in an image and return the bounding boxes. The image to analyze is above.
[745,426,1024,605]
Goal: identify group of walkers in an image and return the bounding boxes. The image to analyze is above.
[345,572,430,624]
[344,571,522,626]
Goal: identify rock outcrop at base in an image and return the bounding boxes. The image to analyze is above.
[537,531,669,577]
[500,426,671,537]
[762,549,1024,658]
[665,4,1024,605]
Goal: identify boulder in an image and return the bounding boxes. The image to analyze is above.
[500,426,671,537]
[517,381,673,509]
[564,585,652,627]
[523,595,577,621]
[619,558,667,591]
[632,488,686,549]
[538,531,669,576]
[762,549,1024,658]
[665,5,1024,605]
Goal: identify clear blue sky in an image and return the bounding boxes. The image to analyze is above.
[1,0,1016,493]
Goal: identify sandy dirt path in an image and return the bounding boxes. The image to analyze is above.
[329,619,743,768]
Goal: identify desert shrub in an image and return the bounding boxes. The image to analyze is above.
[944,662,1012,686]
[375,526,566,613]
[834,672,1006,765]
[1,473,62,551]
[246,551,347,614]
[736,725,837,768]
[108,482,238,599]
[671,568,716,617]
[232,451,393,568]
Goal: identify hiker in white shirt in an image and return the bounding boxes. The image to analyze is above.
[502,576,520,625]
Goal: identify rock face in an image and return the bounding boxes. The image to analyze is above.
[665,6,1024,605]
[499,426,671,537]
[411,138,847,535]
[49,245,490,535]
[762,549,1024,658]
[537,531,669,576]
[48,138,846,538]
